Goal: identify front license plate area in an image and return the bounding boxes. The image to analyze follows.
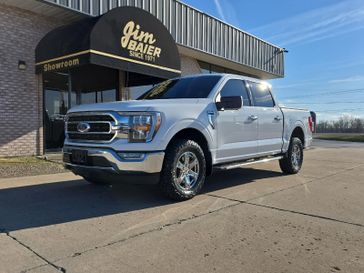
[71,149,88,165]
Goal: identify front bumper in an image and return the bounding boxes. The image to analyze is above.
[63,146,164,184]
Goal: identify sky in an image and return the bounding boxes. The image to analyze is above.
[182,0,364,121]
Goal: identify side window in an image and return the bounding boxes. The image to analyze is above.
[249,82,275,107]
[219,79,251,106]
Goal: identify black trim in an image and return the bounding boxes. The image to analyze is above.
[66,165,160,185]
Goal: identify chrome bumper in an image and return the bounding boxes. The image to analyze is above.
[63,146,164,174]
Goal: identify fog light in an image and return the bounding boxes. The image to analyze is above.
[118,152,145,160]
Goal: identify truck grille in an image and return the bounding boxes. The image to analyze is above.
[67,123,110,133]
[67,115,114,122]
[66,113,117,143]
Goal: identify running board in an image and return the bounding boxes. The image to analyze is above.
[214,156,283,171]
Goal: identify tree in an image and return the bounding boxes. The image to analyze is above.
[315,116,364,133]
[352,118,364,133]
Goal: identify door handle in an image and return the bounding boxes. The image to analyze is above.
[274,116,282,121]
[249,115,258,121]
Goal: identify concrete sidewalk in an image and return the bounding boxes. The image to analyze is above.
[0,142,363,273]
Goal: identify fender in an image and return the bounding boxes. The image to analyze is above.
[159,118,215,151]
[282,120,306,152]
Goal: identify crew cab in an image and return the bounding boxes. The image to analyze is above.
[63,74,313,200]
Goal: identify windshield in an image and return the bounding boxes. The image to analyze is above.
[138,75,222,100]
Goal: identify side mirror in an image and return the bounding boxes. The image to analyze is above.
[216,96,242,111]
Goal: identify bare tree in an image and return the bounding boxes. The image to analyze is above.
[316,116,364,133]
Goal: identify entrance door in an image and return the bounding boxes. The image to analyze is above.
[43,72,69,150]
[43,65,118,151]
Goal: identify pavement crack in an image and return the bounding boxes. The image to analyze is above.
[53,200,241,262]
[241,162,364,204]
[246,202,364,228]
[207,194,364,228]
[2,229,67,273]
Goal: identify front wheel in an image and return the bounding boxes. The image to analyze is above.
[279,137,304,174]
[159,139,206,201]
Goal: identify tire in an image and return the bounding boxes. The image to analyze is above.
[159,139,206,201]
[279,137,304,174]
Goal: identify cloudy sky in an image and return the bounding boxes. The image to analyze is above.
[183,0,364,120]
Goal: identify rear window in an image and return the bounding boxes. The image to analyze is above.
[249,82,275,107]
[138,75,222,100]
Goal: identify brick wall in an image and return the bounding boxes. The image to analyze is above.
[0,4,62,156]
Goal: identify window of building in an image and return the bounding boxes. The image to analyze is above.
[218,79,251,106]
[125,72,163,99]
[72,65,118,104]
[128,85,154,100]
[248,82,275,107]
[210,65,225,74]
[199,61,211,74]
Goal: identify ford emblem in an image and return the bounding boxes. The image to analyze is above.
[77,122,91,133]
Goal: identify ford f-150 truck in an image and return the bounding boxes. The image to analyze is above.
[63,74,313,200]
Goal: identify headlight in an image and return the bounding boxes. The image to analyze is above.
[117,112,161,143]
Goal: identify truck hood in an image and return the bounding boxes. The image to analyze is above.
[68,99,210,113]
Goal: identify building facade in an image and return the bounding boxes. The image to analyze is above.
[0,0,284,157]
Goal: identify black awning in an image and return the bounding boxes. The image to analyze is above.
[35,7,181,79]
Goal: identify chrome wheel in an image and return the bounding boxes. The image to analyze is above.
[291,144,302,168]
[174,151,200,191]
[279,137,303,174]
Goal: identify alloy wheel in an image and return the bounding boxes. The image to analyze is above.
[174,151,200,191]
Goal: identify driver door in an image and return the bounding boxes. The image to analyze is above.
[215,79,258,163]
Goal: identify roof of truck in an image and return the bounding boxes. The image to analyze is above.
[176,73,270,86]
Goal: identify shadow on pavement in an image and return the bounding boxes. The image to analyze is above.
[0,168,281,232]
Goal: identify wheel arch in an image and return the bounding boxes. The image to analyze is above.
[165,128,213,176]
[290,126,305,146]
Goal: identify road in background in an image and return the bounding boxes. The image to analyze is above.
[0,140,363,273]
[312,138,364,148]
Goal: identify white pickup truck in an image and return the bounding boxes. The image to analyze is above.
[63,74,313,200]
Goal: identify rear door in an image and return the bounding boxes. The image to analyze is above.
[248,81,284,155]
[215,79,258,163]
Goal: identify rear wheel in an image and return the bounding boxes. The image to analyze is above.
[160,139,206,201]
[279,137,303,174]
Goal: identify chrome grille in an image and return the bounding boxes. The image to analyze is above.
[67,122,111,133]
[66,112,117,143]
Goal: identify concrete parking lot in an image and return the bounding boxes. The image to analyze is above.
[0,140,363,273]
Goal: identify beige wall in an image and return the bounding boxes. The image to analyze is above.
[180,55,202,76]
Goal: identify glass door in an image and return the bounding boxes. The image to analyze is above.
[43,72,70,150]
[43,65,119,152]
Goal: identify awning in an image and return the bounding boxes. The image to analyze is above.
[35,7,181,79]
